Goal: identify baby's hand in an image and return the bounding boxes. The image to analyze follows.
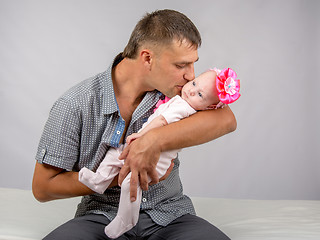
[215,102,227,109]
[126,133,142,145]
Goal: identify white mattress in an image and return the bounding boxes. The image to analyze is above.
[193,198,320,240]
[0,188,320,240]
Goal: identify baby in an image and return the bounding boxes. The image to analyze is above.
[79,67,240,239]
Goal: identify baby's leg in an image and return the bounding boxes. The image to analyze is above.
[155,151,175,179]
[104,172,141,239]
[104,151,173,238]
[79,148,124,194]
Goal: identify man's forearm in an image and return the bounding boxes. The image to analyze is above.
[149,106,237,152]
[33,171,93,202]
[32,162,118,202]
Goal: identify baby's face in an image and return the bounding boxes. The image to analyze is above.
[181,70,220,110]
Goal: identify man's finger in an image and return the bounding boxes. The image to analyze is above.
[119,145,130,160]
[118,164,130,186]
[148,168,159,186]
[139,171,149,191]
[130,171,139,202]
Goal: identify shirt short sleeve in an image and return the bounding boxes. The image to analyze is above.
[35,97,81,171]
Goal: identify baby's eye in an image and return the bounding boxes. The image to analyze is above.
[192,81,196,86]
[198,92,203,98]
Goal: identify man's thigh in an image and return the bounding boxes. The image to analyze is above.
[43,214,128,240]
[149,214,230,240]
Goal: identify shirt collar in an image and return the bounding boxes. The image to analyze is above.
[102,54,122,115]
[102,53,164,116]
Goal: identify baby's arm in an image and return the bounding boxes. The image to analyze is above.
[126,115,168,145]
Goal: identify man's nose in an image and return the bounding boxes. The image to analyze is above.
[184,64,195,81]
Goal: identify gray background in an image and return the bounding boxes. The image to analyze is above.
[1,0,319,200]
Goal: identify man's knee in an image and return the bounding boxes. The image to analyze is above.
[43,215,111,240]
[188,214,230,240]
[150,214,230,240]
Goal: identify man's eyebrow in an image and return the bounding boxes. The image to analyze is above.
[176,57,199,65]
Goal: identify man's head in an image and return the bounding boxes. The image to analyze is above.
[122,10,201,98]
[123,9,201,59]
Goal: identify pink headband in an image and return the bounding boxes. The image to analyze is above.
[212,67,241,105]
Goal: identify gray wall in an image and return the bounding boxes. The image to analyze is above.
[1,0,319,200]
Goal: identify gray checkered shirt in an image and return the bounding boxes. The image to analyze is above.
[35,54,196,226]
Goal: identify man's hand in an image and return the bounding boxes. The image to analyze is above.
[118,131,169,202]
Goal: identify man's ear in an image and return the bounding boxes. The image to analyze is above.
[140,49,153,70]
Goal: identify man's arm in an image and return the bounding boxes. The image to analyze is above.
[32,162,118,202]
[32,159,174,202]
[156,106,236,150]
[118,106,236,201]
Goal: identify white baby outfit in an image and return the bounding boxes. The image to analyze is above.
[79,95,196,238]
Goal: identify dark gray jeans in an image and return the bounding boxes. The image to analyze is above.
[43,212,230,240]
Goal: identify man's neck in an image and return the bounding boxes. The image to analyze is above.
[112,57,154,124]
[112,57,152,106]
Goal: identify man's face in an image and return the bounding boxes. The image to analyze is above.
[149,39,199,98]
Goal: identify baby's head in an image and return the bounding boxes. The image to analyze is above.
[181,68,240,110]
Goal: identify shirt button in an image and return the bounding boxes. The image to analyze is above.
[41,149,46,155]
[142,198,147,203]
[117,131,121,135]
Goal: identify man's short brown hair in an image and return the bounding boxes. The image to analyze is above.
[122,9,202,59]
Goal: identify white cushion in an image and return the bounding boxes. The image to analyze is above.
[1,188,320,240]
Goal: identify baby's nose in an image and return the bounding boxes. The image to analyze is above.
[189,89,195,96]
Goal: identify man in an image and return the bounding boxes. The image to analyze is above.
[33,9,235,239]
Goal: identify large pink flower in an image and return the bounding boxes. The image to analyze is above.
[216,68,240,104]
